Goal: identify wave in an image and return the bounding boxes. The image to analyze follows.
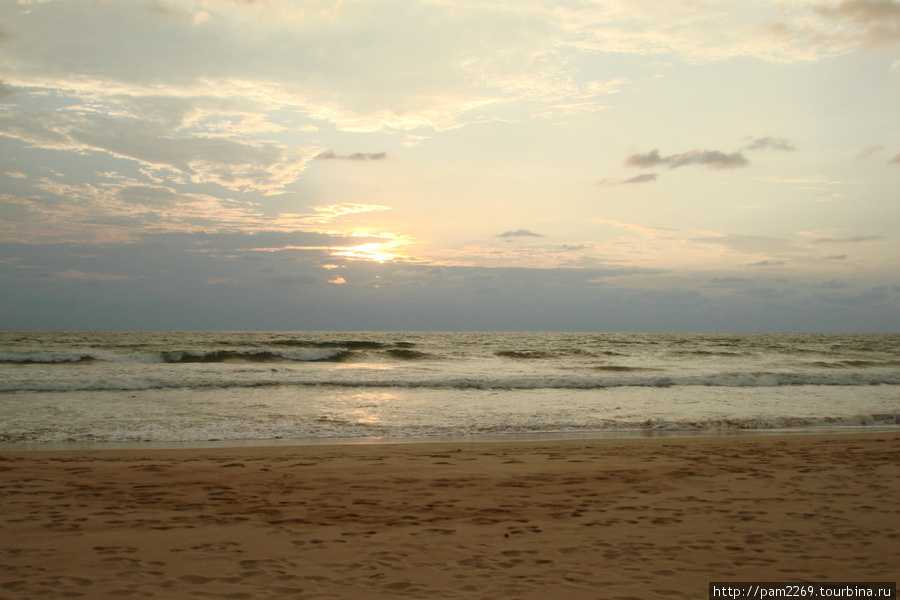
[0,339,429,366]
[522,413,900,433]
[160,348,347,363]
[674,350,747,357]
[2,413,897,445]
[490,413,900,432]
[273,340,393,349]
[386,349,435,360]
[808,360,898,369]
[0,347,348,365]
[4,369,900,393]
[593,366,662,372]
[0,353,100,365]
[495,349,596,360]
[495,350,553,359]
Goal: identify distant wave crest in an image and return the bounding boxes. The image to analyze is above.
[0,347,348,365]
[160,348,347,363]
[0,339,433,366]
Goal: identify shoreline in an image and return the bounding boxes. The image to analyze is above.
[2,423,899,452]
[1,431,897,599]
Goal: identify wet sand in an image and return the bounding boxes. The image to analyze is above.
[1,433,898,599]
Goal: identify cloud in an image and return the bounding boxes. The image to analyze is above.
[768,0,900,56]
[152,230,385,254]
[625,149,749,170]
[813,0,900,46]
[817,280,852,290]
[597,173,658,185]
[746,260,785,267]
[0,235,666,331]
[2,178,268,243]
[694,234,798,255]
[1,172,396,244]
[744,136,796,151]
[622,173,658,184]
[2,232,896,331]
[553,0,878,63]
[558,244,590,252]
[117,185,193,207]
[0,95,320,194]
[0,0,624,134]
[314,151,388,161]
[530,99,612,120]
[284,203,392,226]
[856,145,885,159]
[402,134,429,148]
[624,149,664,169]
[0,109,73,148]
[0,80,18,100]
[811,235,885,244]
[3,0,875,149]
[497,229,545,238]
[56,269,136,281]
[708,277,751,285]
[755,175,845,185]
[71,122,313,193]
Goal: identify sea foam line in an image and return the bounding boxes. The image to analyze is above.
[1,414,898,445]
[2,370,900,392]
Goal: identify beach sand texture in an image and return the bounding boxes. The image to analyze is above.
[1,433,897,600]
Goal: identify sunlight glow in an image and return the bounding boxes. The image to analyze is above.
[331,233,415,263]
[278,203,392,227]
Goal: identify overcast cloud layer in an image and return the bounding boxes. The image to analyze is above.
[1,0,898,332]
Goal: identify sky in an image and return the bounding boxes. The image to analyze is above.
[1,0,898,332]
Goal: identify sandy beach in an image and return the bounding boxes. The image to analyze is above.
[1,433,897,600]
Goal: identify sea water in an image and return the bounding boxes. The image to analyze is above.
[1,331,898,446]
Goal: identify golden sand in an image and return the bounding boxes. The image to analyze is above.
[1,433,898,599]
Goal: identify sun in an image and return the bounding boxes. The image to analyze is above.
[330,232,415,263]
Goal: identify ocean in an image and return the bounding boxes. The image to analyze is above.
[1,331,898,447]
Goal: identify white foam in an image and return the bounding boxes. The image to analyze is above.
[2,331,898,444]
[1,384,898,445]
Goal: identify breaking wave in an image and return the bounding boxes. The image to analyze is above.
[0,347,348,365]
[4,369,900,393]
[0,339,438,366]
